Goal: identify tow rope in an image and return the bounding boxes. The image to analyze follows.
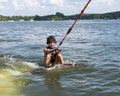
[57,0,92,49]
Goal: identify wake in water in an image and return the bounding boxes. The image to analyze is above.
[0,55,39,75]
[0,72,20,96]
[0,55,40,96]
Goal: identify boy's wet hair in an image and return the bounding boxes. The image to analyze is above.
[47,35,57,44]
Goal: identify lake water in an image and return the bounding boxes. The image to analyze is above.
[0,20,120,96]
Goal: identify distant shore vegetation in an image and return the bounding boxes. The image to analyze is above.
[0,11,120,21]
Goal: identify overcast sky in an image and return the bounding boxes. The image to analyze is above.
[0,0,120,16]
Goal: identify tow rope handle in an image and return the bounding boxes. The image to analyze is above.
[57,0,92,49]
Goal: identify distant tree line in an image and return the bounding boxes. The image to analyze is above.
[0,15,33,21]
[0,11,120,21]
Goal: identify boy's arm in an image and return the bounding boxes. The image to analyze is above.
[44,48,61,55]
[44,48,60,53]
[43,48,50,54]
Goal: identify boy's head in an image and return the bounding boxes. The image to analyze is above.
[47,35,57,44]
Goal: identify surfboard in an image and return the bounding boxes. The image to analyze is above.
[40,63,87,71]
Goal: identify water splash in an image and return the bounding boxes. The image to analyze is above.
[0,55,39,74]
[0,55,40,95]
[0,72,20,96]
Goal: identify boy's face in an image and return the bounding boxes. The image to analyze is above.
[49,41,55,49]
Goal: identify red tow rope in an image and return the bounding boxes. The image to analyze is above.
[57,0,92,49]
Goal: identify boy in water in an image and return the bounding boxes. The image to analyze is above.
[43,35,64,68]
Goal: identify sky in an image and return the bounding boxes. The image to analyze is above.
[0,0,120,16]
